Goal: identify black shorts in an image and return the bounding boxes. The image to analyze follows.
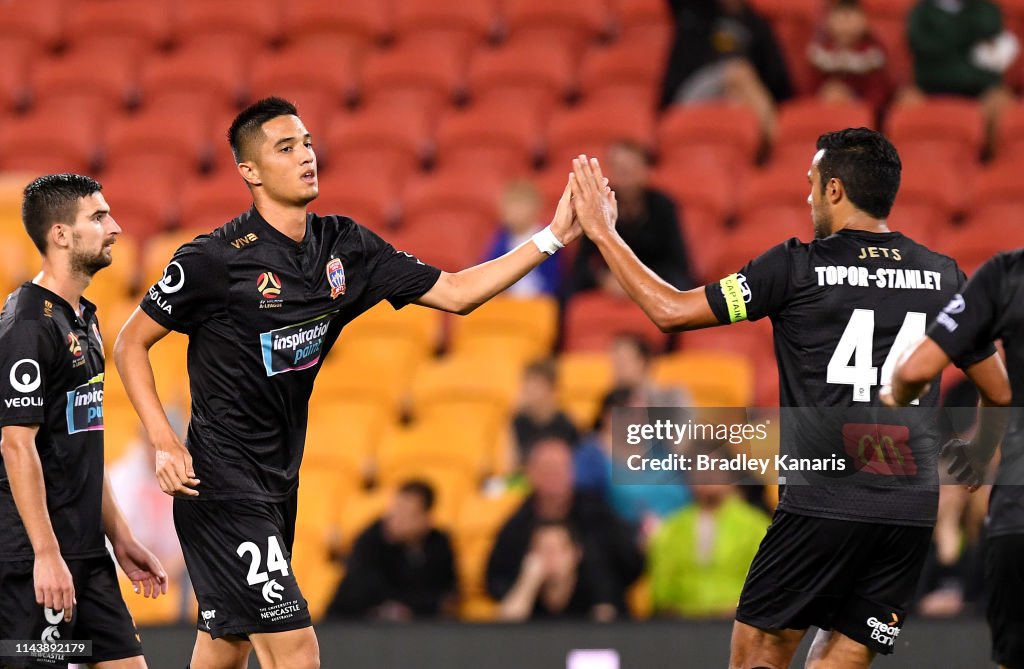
[736,510,932,656]
[986,533,1024,669]
[0,556,143,668]
[174,495,311,639]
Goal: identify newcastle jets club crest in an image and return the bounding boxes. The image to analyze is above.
[326,257,346,299]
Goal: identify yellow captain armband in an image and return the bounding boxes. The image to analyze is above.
[719,273,749,323]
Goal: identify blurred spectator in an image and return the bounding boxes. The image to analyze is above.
[511,359,579,468]
[486,438,644,615]
[661,0,793,139]
[326,481,457,621]
[498,521,617,622]
[483,180,560,298]
[807,0,891,112]
[565,141,694,300]
[904,0,1018,146]
[648,476,770,618]
[608,333,687,407]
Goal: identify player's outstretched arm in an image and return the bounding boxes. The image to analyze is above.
[569,155,719,332]
[415,182,581,315]
[101,471,168,599]
[0,425,75,621]
[114,308,200,497]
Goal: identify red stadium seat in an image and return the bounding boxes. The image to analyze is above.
[546,102,656,165]
[886,202,947,248]
[735,205,812,244]
[681,320,779,406]
[0,109,99,175]
[650,162,732,240]
[393,0,498,50]
[248,40,360,111]
[101,169,180,243]
[0,0,64,54]
[359,37,466,117]
[177,174,253,232]
[886,98,986,171]
[31,45,140,116]
[324,107,431,185]
[934,218,1024,275]
[869,17,913,90]
[0,39,30,111]
[309,169,398,233]
[140,43,249,113]
[773,99,875,166]
[400,169,505,252]
[466,42,576,120]
[993,103,1024,162]
[66,0,174,50]
[578,40,666,108]
[967,160,1024,211]
[747,0,820,94]
[501,0,613,51]
[860,0,917,20]
[177,0,283,51]
[708,226,791,282]
[388,219,481,272]
[737,165,811,220]
[434,103,541,174]
[658,104,761,174]
[610,0,672,32]
[283,0,392,48]
[563,290,669,353]
[103,107,212,180]
[896,157,965,220]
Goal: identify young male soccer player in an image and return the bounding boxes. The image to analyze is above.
[0,174,167,669]
[113,98,582,669]
[568,129,1005,668]
[884,253,1021,669]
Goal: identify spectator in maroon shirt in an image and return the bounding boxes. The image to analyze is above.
[807,0,891,113]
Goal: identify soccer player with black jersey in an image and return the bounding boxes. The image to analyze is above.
[568,130,1005,668]
[113,98,582,669]
[884,254,1023,669]
[0,175,167,669]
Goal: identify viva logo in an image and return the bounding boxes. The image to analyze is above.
[66,373,104,434]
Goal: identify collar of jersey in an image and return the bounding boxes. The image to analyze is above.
[835,229,903,241]
[247,206,311,249]
[25,281,96,323]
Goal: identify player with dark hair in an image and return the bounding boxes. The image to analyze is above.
[883,253,1020,669]
[113,97,582,669]
[568,128,1005,667]
[0,174,167,669]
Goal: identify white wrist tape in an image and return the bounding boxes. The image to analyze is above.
[531,226,564,256]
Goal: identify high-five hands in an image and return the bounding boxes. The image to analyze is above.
[569,155,618,240]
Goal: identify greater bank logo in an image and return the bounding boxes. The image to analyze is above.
[66,373,104,434]
[259,313,335,376]
[866,614,901,647]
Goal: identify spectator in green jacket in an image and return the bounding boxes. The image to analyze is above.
[648,478,769,618]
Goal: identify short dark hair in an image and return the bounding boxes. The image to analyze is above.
[816,128,901,220]
[524,359,557,387]
[228,97,299,163]
[22,173,103,254]
[398,480,435,512]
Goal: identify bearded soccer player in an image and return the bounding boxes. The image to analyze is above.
[568,130,1005,668]
[884,253,1021,669]
[0,175,167,669]
[113,97,581,669]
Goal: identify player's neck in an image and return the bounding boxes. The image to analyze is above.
[34,257,89,315]
[255,198,308,243]
[834,211,889,235]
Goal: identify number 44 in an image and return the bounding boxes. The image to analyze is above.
[827,309,926,404]
[237,536,290,586]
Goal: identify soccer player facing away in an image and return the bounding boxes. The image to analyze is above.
[113,98,582,669]
[884,253,1023,669]
[0,175,167,669]
[568,129,1006,668]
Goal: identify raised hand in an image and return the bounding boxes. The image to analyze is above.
[569,155,618,240]
[549,180,583,247]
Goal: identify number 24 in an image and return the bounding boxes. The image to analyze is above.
[237,536,290,586]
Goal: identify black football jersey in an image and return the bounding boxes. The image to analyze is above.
[139,207,441,502]
[706,230,993,526]
[0,284,108,561]
[928,250,1024,537]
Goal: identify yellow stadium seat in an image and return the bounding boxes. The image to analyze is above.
[148,331,190,410]
[460,594,498,621]
[449,296,558,363]
[296,467,360,534]
[103,397,142,465]
[119,575,183,625]
[373,464,471,531]
[629,575,652,620]
[319,333,427,404]
[409,354,521,427]
[557,352,613,430]
[85,235,139,312]
[376,419,494,483]
[291,526,343,621]
[452,491,524,599]
[333,301,442,360]
[141,228,209,290]
[0,229,38,289]
[313,353,408,414]
[335,487,391,554]
[98,297,139,358]
[306,398,393,480]
[653,351,755,407]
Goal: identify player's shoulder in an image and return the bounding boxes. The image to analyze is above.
[895,233,961,271]
[0,284,57,337]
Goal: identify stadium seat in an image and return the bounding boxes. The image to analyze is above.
[377,416,495,484]
[393,0,498,51]
[119,577,183,626]
[0,227,43,291]
[147,332,191,409]
[314,353,410,417]
[0,39,31,111]
[306,400,392,481]
[248,41,360,114]
[772,99,875,166]
[967,160,1024,212]
[325,107,431,185]
[324,321,434,400]
[466,42,576,121]
[869,17,913,90]
[578,39,667,108]
[993,102,1024,162]
[650,162,732,232]
[141,228,211,291]
[409,354,522,429]
[66,0,174,50]
[177,0,282,51]
[546,101,656,166]
[681,321,779,407]
[103,107,213,180]
[886,202,947,247]
[653,351,756,407]
[31,41,142,118]
[332,301,442,362]
[452,491,524,603]
[308,169,398,233]
[334,487,391,554]
[0,0,64,54]
[374,459,472,530]
[610,0,673,34]
[501,0,613,51]
[100,170,179,243]
[562,290,669,354]
[290,525,343,620]
[736,165,812,221]
[400,169,505,253]
[706,227,789,283]
[557,352,614,430]
[434,103,542,174]
[84,235,139,311]
[297,468,358,534]
[177,173,252,233]
[0,108,99,175]
[359,37,466,117]
[886,98,986,170]
[735,205,811,243]
[102,393,143,466]
[658,104,762,174]
[860,0,917,21]
[934,219,1024,275]
[449,296,559,364]
[283,0,393,48]
[896,157,966,220]
[140,43,250,113]
[746,0,819,94]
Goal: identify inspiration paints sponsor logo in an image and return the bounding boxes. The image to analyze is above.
[259,313,336,376]
[65,373,105,434]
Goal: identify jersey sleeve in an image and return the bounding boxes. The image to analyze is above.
[704,241,793,324]
[361,227,442,309]
[927,257,1002,368]
[140,238,227,334]
[0,319,57,427]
